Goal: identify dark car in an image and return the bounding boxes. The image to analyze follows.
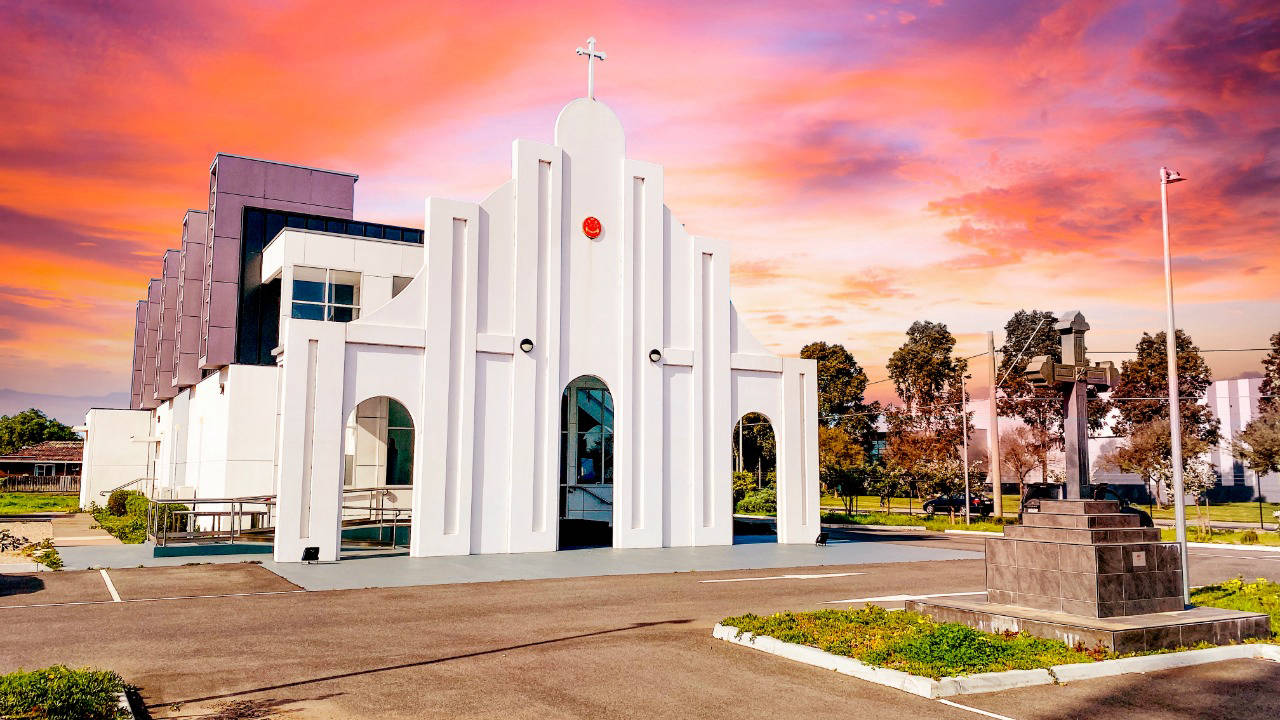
[1020,482,1154,528]
[922,493,994,517]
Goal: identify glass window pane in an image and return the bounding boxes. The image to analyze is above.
[402,230,423,244]
[386,428,414,485]
[392,276,412,297]
[329,306,354,322]
[384,227,402,242]
[365,224,383,239]
[347,222,364,236]
[291,302,324,320]
[306,217,324,230]
[265,212,286,244]
[387,399,412,429]
[293,279,324,303]
[330,283,355,305]
[327,220,344,233]
[286,214,305,228]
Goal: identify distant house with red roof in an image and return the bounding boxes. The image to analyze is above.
[0,440,83,477]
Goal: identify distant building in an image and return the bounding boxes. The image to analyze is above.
[0,440,83,477]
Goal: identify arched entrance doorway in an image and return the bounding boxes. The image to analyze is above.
[558,376,614,549]
[341,396,413,548]
[732,412,777,542]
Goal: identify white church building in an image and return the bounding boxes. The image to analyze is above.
[81,51,821,562]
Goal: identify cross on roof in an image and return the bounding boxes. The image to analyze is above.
[575,36,607,99]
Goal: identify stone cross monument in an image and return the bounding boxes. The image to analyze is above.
[1023,311,1118,499]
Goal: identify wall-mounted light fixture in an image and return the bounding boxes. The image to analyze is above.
[520,338,535,353]
[649,349,662,363]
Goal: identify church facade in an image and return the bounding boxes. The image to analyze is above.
[82,93,820,562]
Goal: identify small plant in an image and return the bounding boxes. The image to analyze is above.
[105,490,143,517]
[1241,530,1260,544]
[1191,577,1280,637]
[20,538,63,570]
[0,665,129,720]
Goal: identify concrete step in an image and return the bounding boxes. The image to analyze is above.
[1037,500,1122,514]
[1023,512,1140,530]
[1003,525,1162,544]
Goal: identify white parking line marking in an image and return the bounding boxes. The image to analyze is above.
[937,698,1018,720]
[699,572,866,584]
[0,589,306,610]
[99,569,121,602]
[823,590,986,604]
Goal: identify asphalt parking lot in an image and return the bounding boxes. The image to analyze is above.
[2,530,1277,719]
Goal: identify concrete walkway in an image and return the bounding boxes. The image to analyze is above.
[56,537,982,591]
[49,513,121,547]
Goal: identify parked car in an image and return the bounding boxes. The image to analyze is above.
[922,493,994,517]
[1020,482,1154,528]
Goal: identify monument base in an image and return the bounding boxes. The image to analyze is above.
[907,596,1271,653]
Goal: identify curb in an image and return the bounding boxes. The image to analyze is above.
[823,523,928,531]
[1187,541,1280,552]
[713,623,1280,699]
[943,530,1002,536]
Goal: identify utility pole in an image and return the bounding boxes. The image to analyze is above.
[987,331,1003,518]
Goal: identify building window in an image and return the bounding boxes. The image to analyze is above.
[392,276,413,297]
[291,267,361,322]
[34,464,55,476]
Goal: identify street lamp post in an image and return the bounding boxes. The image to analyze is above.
[1160,165,1190,606]
[961,373,971,525]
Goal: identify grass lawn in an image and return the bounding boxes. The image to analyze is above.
[720,605,1103,679]
[821,511,1009,534]
[1150,501,1280,526]
[0,491,79,515]
[821,494,1028,519]
[1191,578,1280,637]
[1161,526,1280,547]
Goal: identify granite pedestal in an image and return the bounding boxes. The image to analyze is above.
[909,499,1270,651]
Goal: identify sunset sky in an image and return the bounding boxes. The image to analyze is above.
[0,0,1276,414]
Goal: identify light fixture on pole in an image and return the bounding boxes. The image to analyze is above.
[1160,165,1190,606]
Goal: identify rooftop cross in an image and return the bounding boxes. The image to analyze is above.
[575,36,607,99]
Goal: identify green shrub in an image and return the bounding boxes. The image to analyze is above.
[105,490,142,517]
[1241,530,1260,544]
[732,472,756,504]
[123,494,149,518]
[0,665,128,720]
[736,487,777,515]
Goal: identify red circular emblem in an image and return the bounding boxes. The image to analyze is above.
[582,216,602,239]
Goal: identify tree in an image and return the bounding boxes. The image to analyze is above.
[818,425,869,515]
[800,341,878,447]
[1233,409,1280,480]
[1100,418,1211,508]
[1000,426,1046,501]
[1108,330,1219,445]
[886,321,967,436]
[1260,331,1280,414]
[0,408,77,456]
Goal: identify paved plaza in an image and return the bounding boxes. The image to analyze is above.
[3,530,1279,719]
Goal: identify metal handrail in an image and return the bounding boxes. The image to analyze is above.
[100,476,154,497]
[566,484,613,506]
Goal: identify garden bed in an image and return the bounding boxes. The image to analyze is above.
[716,603,1280,698]
[1191,578,1280,635]
[0,665,131,719]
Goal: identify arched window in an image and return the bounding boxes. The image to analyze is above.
[343,397,414,488]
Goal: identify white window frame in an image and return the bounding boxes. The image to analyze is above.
[291,267,361,323]
[34,463,55,476]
